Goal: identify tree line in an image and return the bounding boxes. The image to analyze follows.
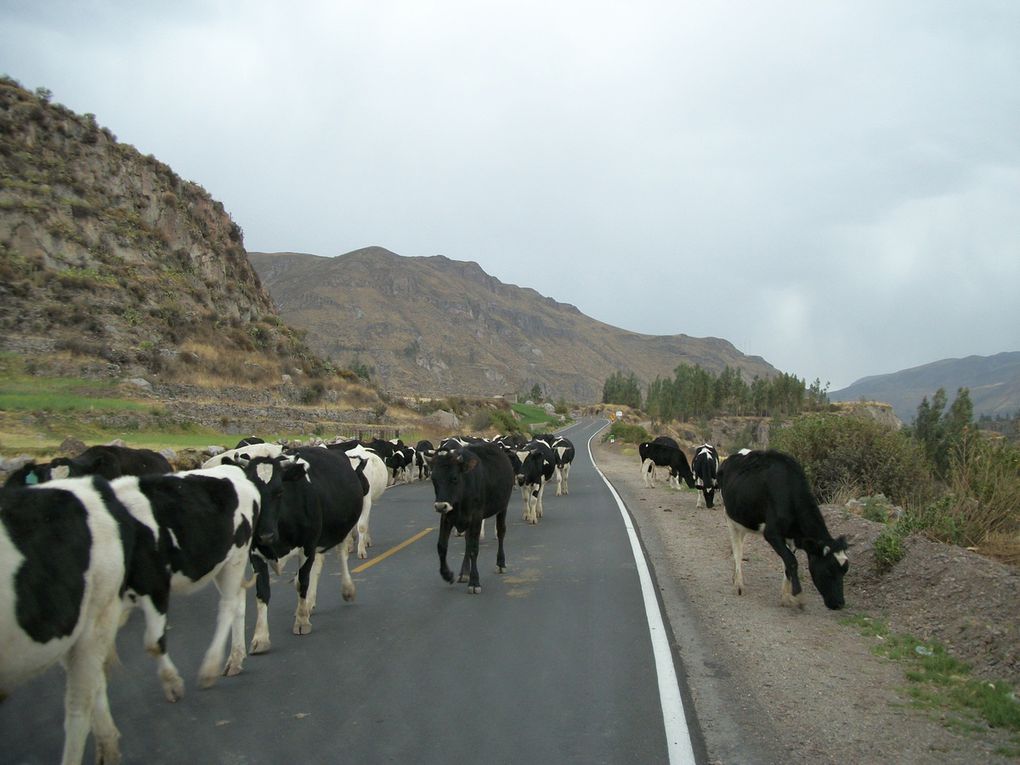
[602,365,829,420]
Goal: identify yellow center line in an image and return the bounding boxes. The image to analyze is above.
[352,527,435,574]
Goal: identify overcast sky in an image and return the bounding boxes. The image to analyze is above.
[2,1,1018,390]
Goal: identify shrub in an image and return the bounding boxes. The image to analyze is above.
[606,421,649,444]
[873,526,906,572]
[771,414,932,505]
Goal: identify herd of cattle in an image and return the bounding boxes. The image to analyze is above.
[0,432,577,764]
[0,428,848,764]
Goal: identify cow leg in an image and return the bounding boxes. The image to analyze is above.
[642,459,654,487]
[535,481,547,520]
[764,533,804,609]
[138,592,185,702]
[464,523,482,594]
[217,554,249,678]
[726,518,749,595]
[356,495,373,559]
[293,551,317,636]
[495,511,507,574]
[198,554,248,687]
[249,556,273,654]
[561,463,571,495]
[554,466,563,496]
[437,514,455,583]
[62,598,122,765]
[521,485,532,522]
[336,534,357,602]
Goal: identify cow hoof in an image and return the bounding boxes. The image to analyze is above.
[293,621,312,636]
[250,638,271,655]
[497,566,506,574]
[198,667,219,689]
[441,569,455,584]
[160,672,185,703]
[468,585,481,594]
[457,574,468,583]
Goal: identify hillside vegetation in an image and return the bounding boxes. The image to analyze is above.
[0,77,402,437]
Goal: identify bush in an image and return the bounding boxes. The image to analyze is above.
[771,414,932,505]
[873,526,906,572]
[606,421,649,444]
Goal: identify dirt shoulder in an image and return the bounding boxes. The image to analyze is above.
[590,437,1019,765]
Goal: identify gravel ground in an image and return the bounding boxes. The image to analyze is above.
[591,438,1019,765]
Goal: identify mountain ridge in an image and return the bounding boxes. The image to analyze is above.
[248,247,779,402]
[830,351,1020,422]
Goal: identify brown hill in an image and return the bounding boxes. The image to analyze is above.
[0,77,329,387]
[248,248,779,401]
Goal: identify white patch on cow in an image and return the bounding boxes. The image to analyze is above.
[109,476,160,536]
[255,462,274,485]
[737,448,752,456]
[834,550,849,566]
[50,464,70,480]
[167,528,180,550]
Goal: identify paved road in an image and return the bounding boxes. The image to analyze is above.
[2,419,702,764]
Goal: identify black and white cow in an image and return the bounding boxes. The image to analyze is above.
[718,449,849,610]
[325,441,388,559]
[1,476,134,764]
[201,442,284,468]
[387,444,415,484]
[692,443,720,508]
[536,433,575,496]
[638,437,695,490]
[111,458,299,701]
[515,439,557,524]
[5,444,172,487]
[430,442,514,594]
[414,440,435,480]
[244,447,366,653]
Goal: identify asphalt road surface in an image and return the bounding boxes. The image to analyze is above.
[2,419,703,764]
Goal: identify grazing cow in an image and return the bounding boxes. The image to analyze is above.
[430,442,514,594]
[638,438,695,490]
[692,443,720,508]
[414,440,435,480]
[1,476,133,765]
[245,447,366,653]
[5,444,171,487]
[516,439,556,524]
[325,442,388,559]
[536,434,575,496]
[718,449,849,610]
[111,458,299,701]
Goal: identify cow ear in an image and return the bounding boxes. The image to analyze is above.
[461,453,480,473]
[801,538,825,556]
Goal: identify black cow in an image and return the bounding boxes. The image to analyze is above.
[234,436,266,449]
[692,443,720,508]
[638,438,695,490]
[430,442,514,593]
[516,439,556,524]
[1,476,135,764]
[5,444,172,487]
[244,447,366,652]
[718,449,849,610]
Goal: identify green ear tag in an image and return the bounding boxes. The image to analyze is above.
[26,471,39,485]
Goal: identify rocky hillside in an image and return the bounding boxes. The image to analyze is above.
[830,352,1020,422]
[248,248,779,402]
[0,77,328,386]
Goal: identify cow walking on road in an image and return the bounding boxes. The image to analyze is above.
[430,442,514,594]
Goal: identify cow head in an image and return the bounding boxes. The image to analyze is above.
[431,449,479,514]
[803,536,850,610]
[3,460,53,487]
[227,454,309,545]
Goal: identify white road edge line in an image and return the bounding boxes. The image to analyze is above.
[587,423,698,765]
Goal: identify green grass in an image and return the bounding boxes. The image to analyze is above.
[511,402,560,431]
[843,614,1020,756]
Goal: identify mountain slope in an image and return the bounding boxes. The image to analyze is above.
[248,248,779,401]
[830,352,1020,422]
[0,77,329,385]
